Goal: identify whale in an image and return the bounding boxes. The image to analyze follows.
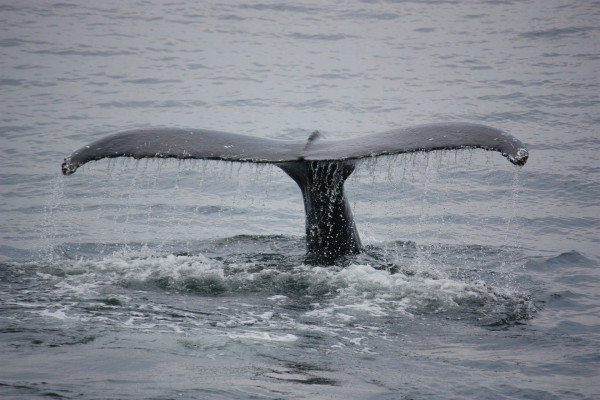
[62,122,528,264]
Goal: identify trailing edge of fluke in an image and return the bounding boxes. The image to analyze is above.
[62,122,528,264]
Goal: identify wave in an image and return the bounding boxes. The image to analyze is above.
[2,237,537,334]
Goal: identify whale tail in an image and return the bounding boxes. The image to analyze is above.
[61,123,528,264]
[277,160,361,264]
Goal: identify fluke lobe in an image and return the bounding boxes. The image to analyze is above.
[62,123,528,264]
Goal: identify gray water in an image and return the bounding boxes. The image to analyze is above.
[1,1,599,399]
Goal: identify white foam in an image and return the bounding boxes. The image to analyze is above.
[40,309,69,320]
[40,247,524,339]
[268,294,288,301]
[228,331,298,343]
[293,262,511,324]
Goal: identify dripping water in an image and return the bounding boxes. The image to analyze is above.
[38,149,534,322]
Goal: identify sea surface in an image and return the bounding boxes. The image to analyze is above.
[1,1,599,399]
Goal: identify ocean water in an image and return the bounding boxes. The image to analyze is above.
[1,1,599,399]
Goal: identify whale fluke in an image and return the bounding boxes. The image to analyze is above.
[61,123,527,175]
[62,123,528,263]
